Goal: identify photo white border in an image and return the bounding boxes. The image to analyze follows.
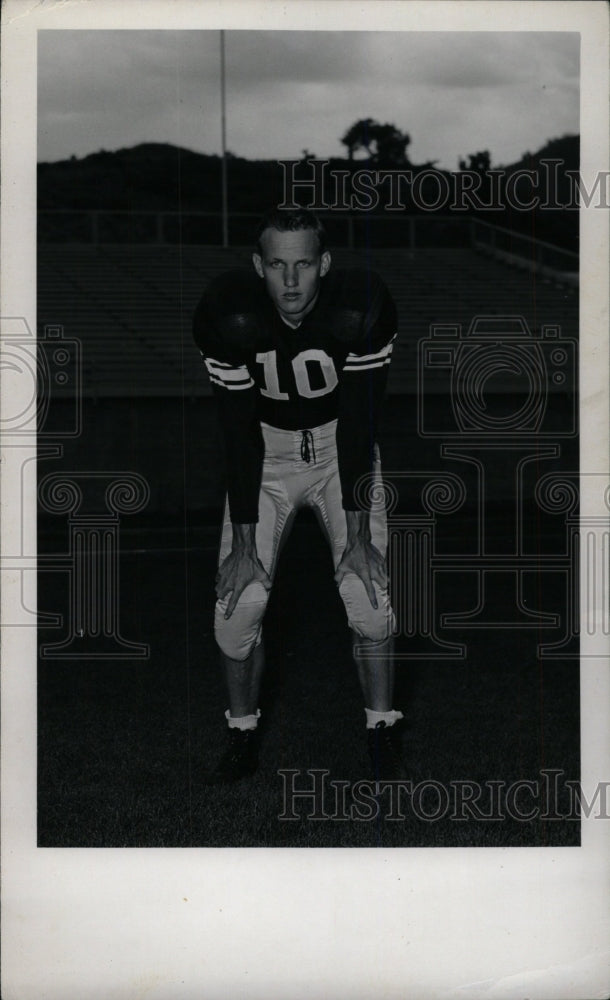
[2,2,609,997]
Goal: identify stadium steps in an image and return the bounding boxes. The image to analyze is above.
[38,245,578,397]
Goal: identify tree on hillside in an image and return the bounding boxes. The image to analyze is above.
[458,150,492,172]
[340,119,411,165]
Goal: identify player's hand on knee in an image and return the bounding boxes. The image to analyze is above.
[334,539,387,610]
[216,549,272,619]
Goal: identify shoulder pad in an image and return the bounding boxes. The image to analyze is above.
[193,269,268,355]
[323,269,395,344]
[206,269,264,316]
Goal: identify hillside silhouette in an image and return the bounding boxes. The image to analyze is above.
[38,134,579,250]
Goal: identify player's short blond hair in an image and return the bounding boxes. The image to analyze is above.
[255,207,327,255]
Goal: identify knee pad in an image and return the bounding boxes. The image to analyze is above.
[338,574,395,643]
[214,581,269,661]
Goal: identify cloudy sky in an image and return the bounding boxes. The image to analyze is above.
[38,30,579,169]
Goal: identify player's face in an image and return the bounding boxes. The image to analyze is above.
[252,228,331,325]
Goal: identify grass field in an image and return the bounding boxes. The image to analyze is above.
[38,505,580,849]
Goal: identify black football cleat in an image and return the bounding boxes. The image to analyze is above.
[367,721,407,783]
[203,728,260,785]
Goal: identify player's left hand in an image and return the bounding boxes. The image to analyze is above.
[334,537,388,609]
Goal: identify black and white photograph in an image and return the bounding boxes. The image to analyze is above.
[2,1,609,997]
[34,24,583,849]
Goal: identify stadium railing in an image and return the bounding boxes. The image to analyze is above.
[470,219,578,288]
[37,210,578,283]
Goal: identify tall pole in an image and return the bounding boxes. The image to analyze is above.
[220,29,228,249]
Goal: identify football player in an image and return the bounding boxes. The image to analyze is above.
[192,207,404,784]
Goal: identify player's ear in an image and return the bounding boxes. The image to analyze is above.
[320,250,331,277]
[252,253,264,278]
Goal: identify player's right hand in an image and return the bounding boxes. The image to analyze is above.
[216,548,272,619]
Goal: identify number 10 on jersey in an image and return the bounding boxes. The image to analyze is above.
[256,349,338,400]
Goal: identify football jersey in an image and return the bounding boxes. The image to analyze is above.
[193,267,397,523]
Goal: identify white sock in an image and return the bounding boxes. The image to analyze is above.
[225,709,261,731]
[365,708,404,730]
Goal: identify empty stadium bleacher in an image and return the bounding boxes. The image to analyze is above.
[37,244,578,398]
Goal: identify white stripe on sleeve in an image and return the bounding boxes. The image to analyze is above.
[204,358,255,390]
[342,333,396,372]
